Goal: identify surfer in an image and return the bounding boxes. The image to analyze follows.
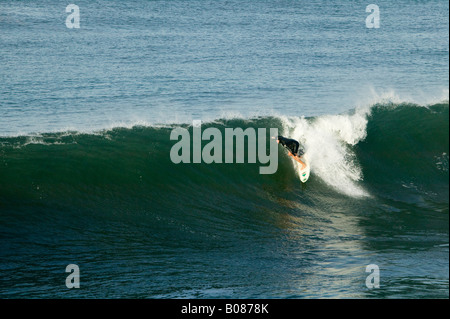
[276,135,307,170]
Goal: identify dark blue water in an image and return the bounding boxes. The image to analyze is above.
[0,0,448,298]
[1,0,448,135]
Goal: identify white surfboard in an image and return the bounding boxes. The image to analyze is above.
[295,154,310,183]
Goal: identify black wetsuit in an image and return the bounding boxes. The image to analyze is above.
[277,135,304,157]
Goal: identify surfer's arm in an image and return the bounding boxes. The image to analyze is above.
[288,152,307,169]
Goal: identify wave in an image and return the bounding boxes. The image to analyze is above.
[356,101,449,205]
[280,106,370,197]
[0,101,448,216]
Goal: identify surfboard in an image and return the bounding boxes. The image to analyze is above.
[295,154,310,183]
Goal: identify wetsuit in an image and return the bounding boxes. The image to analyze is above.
[277,135,304,157]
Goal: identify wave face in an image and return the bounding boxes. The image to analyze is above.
[356,102,449,205]
[1,102,447,204]
[0,101,448,298]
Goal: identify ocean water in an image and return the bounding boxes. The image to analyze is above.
[0,0,448,299]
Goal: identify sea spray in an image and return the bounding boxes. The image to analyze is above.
[280,107,371,197]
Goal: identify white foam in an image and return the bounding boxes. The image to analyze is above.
[280,108,371,198]
[354,87,449,109]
